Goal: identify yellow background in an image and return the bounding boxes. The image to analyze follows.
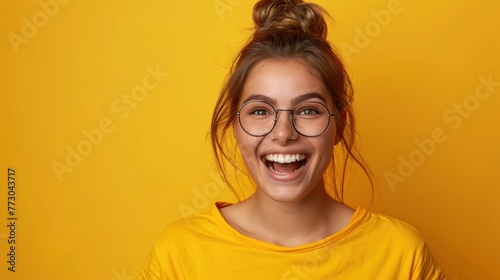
[1,0,499,279]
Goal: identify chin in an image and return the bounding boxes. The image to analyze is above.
[254,173,324,204]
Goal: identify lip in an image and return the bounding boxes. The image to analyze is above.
[260,151,310,182]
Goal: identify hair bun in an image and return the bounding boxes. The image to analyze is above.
[252,0,328,40]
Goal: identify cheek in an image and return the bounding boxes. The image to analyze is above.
[237,136,260,155]
[234,125,257,156]
[317,129,336,158]
[236,137,263,178]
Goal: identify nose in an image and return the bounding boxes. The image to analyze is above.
[271,110,299,144]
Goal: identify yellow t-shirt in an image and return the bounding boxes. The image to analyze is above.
[138,202,445,279]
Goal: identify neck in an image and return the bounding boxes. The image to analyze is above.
[241,181,342,247]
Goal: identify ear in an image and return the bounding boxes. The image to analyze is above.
[334,108,346,146]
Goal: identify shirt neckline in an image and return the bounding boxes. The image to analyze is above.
[211,201,368,252]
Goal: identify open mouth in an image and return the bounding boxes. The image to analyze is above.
[264,153,308,175]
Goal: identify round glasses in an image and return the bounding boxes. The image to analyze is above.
[236,100,335,137]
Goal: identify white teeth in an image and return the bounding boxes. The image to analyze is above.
[284,155,291,163]
[265,153,306,163]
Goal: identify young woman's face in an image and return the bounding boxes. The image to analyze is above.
[234,59,337,203]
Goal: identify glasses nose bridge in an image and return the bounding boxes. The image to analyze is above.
[273,108,296,134]
[274,108,294,121]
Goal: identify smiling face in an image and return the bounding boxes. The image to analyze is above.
[234,59,337,203]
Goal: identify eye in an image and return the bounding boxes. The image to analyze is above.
[298,108,318,115]
[251,109,269,115]
[294,102,328,118]
[239,101,276,119]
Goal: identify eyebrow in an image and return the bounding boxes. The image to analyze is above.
[241,92,327,106]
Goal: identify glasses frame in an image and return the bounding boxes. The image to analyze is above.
[236,100,336,137]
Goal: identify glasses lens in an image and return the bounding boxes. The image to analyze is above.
[238,101,276,136]
[237,101,333,137]
[293,101,331,137]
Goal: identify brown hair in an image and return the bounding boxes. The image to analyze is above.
[210,0,374,202]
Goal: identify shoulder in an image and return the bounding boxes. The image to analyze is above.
[365,212,446,278]
[337,209,446,279]
[155,209,215,244]
[350,209,429,256]
[360,210,424,243]
[137,206,226,280]
[153,202,232,252]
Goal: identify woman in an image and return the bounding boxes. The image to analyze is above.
[138,0,446,279]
